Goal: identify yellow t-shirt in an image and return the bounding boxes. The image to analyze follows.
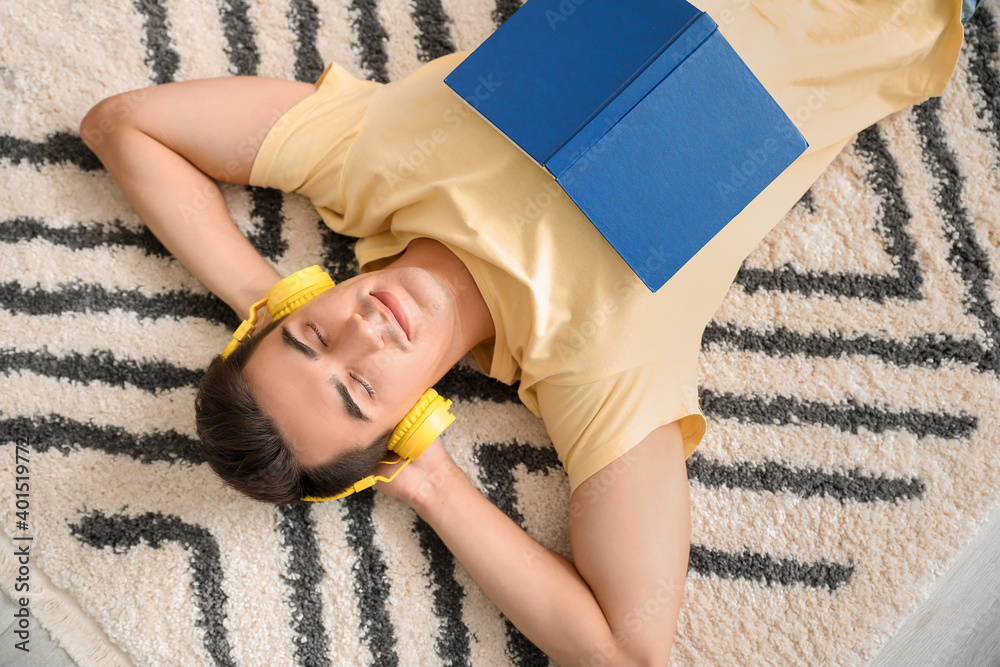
[249,0,963,492]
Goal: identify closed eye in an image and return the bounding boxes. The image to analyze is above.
[351,372,374,398]
[307,321,327,346]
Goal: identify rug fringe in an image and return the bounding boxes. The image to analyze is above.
[0,531,134,667]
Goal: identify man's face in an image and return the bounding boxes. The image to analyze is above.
[242,265,459,467]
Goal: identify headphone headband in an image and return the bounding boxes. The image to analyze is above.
[221,265,335,360]
[266,265,336,321]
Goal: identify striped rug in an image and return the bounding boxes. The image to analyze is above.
[2,1,1000,665]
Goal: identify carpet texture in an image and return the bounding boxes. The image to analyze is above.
[2,0,1000,665]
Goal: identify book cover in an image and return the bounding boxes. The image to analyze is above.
[444,0,809,291]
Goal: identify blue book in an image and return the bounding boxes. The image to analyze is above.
[444,0,808,291]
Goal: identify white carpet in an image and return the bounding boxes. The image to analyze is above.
[2,0,1000,665]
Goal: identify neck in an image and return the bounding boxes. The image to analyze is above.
[393,238,495,353]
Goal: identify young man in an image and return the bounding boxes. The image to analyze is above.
[80,1,965,663]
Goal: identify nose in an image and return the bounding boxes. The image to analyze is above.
[347,312,385,352]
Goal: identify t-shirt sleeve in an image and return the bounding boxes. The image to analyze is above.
[248,63,380,228]
[534,360,707,494]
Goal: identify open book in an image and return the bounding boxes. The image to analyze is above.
[444,0,808,291]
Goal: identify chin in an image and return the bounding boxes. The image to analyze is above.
[397,267,454,320]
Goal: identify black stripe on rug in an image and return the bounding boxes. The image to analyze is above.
[913,96,1000,354]
[699,389,976,441]
[69,511,236,666]
[339,492,399,666]
[133,0,179,84]
[853,123,924,298]
[289,0,325,82]
[0,348,202,393]
[0,281,234,325]
[276,503,332,667]
[217,0,260,76]
[3,203,289,267]
[319,226,362,283]
[350,0,390,83]
[700,325,992,373]
[732,263,912,302]
[504,622,548,667]
[411,0,457,62]
[796,188,816,214]
[686,452,924,504]
[0,132,102,171]
[436,363,522,405]
[475,441,563,525]
[965,7,1000,159]
[689,545,854,592]
[1,413,202,463]
[413,518,471,666]
[492,0,522,28]
[0,217,169,257]
[247,186,288,261]
[733,125,922,302]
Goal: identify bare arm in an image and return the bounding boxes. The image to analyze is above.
[379,422,690,665]
[80,77,316,315]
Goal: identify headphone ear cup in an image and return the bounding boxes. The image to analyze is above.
[389,389,456,460]
[267,265,335,321]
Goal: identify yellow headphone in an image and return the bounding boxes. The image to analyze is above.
[221,265,456,502]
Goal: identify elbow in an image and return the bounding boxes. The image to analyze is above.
[630,647,672,667]
[79,92,137,152]
[620,626,675,666]
[576,632,673,667]
[79,97,110,151]
[619,643,673,667]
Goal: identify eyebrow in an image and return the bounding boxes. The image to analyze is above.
[281,326,319,359]
[331,377,373,423]
[280,326,373,423]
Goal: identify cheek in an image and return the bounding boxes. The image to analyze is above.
[370,351,396,376]
[373,355,428,401]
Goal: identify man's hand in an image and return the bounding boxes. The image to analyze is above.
[373,438,465,509]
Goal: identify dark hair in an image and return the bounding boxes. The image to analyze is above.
[195,320,392,505]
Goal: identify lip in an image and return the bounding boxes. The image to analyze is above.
[371,291,411,341]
